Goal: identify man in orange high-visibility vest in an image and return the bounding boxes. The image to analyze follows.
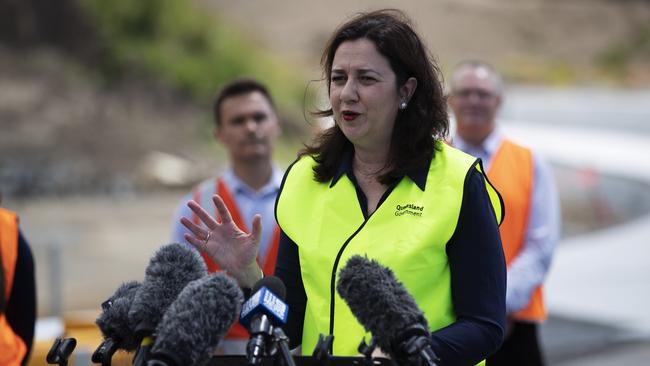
[448,61,560,366]
[171,79,282,354]
[1,202,36,366]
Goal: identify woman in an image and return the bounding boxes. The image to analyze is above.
[181,9,506,365]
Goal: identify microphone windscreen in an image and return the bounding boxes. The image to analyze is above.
[336,255,429,355]
[151,272,244,366]
[95,281,141,351]
[252,276,286,300]
[240,276,288,328]
[128,243,207,336]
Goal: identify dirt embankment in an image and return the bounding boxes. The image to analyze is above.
[205,0,650,84]
[2,0,650,199]
[0,46,220,197]
[3,1,647,320]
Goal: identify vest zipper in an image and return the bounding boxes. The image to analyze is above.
[327,175,401,351]
[328,217,370,352]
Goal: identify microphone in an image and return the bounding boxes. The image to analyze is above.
[93,281,141,364]
[239,276,289,365]
[147,272,244,366]
[128,243,207,365]
[128,243,207,337]
[336,255,439,366]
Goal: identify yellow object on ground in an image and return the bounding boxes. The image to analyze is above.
[28,312,133,366]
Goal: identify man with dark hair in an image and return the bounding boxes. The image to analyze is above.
[171,78,282,354]
[448,60,560,366]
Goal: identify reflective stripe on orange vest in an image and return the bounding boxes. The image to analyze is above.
[0,208,27,366]
[192,178,280,339]
[488,139,546,322]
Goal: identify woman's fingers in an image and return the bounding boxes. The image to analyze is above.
[184,233,207,252]
[212,195,234,225]
[180,217,209,238]
[250,214,262,245]
[187,200,219,229]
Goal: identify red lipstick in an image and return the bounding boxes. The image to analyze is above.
[342,111,360,121]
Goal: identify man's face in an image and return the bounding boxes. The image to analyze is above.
[448,66,501,145]
[216,91,280,163]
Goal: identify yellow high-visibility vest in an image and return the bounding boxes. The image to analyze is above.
[276,142,502,363]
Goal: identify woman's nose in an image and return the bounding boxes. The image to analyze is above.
[340,79,359,103]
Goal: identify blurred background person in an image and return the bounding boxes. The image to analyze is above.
[0,194,37,366]
[171,78,283,354]
[448,60,561,366]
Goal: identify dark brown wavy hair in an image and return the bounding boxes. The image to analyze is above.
[302,9,448,184]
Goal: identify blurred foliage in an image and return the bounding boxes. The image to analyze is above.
[499,57,580,86]
[596,25,650,81]
[79,0,307,120]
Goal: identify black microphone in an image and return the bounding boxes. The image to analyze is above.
[128,243,207,365]
[147,272,244,366]
[336,255,439,366]
[93,281,141,365]
[239,276,289,365]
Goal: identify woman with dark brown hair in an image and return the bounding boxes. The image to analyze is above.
[182,9,506,365]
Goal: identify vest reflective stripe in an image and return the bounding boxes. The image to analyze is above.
[488,139,546,321]
[0,208,27,366]
[191,178,280,339]
[277,143,502,363]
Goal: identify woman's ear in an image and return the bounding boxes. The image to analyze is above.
[400,77,418,103]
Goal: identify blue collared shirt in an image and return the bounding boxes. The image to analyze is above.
[453,131,561,314]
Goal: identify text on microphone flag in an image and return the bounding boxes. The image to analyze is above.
[263,291,287,318]
[239,286,288,327]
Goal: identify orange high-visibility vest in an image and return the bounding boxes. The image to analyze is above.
[0,208,27,366]
[192,178,280,340]
[488,139,546,322]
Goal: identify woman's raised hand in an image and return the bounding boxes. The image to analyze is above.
[180,194,263,287]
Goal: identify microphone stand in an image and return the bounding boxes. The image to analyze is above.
[394,325,439,366]
[133,323,156,366]
[247,315,273,365]
[357,337,377,366]
[92,339,119,366]
[133,335,154,366]
[46,337,77,366]
[401,335,438,366]
[312,334,334,365]
[272,327,297,366]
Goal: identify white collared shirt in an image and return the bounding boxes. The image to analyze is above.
[452,130,561,315]
[452,129,503,171]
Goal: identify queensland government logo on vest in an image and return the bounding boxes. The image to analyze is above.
[395,203,424,217]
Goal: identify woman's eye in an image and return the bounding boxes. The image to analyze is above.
[360,76,376,82]
[331,76,345,83]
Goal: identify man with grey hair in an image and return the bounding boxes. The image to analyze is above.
[448,60,560,366]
